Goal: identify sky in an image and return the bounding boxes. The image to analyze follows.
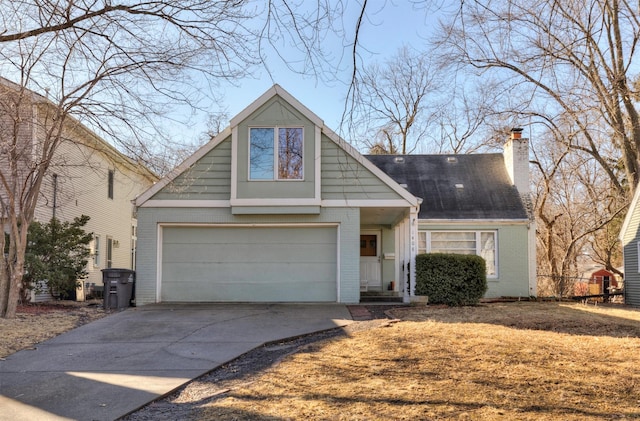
[178,1,443,146]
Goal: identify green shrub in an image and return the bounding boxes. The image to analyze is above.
[415,253,487,306]
[24,215,92,300]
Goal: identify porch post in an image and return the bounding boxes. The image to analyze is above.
[409,207,418,297]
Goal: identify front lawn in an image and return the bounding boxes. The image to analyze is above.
[200,302,640,420]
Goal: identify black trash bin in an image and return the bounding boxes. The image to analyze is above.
[102,268,135,310]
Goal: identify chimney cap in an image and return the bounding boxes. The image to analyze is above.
[510,127,524,139]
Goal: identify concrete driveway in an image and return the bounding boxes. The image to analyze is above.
[0,303,353,421]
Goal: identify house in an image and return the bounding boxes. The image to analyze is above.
[0,78,157,301]
[619,186,640,305]
[367,135,536,299]
[134,85,535,305]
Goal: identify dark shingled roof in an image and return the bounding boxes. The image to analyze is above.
[366,154,529,220]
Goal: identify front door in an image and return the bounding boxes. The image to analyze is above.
[360,232,381,291]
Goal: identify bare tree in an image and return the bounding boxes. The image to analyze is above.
[436,0,640,192]
[0,1,346,318]
[354,46,439,154]
[430,0,639,296]
[531,120,627,297]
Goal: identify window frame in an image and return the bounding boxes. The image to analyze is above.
[248,126,304,181]
[106,236,113,269]
[417,230,498,278]
[93,235,101,267]
[107,169,114,199]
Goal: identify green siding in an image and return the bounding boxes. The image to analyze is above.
[151,137,231,200]
[321,135,405,200]
[136,207,361,305]
[381,227,396,288]
[418,222,531,298]
[622,199,640,306]
[236,96,316,199]
[162,226,337,302]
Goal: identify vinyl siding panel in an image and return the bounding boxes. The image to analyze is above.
[622,199,640,306]
[235,96,316,199]
[151,137,232,200]
[0,85,35,206]
[321,135,405,200]
[35,132,155,297]
[418,222,532,298]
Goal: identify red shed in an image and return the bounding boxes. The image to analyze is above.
[589,269,619,294]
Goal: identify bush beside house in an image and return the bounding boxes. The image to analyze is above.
[415,253,488,306]
[23,216,93,300]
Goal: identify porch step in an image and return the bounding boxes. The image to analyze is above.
[360,291,404,303]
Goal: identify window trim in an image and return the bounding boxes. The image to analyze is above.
[93,235,101,267]
[418,230,498,278]
[248,126,304,181]
[107,169,114,199]
[106,236,113,269]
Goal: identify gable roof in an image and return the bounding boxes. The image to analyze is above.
[136,85,419,207]
[366,154,529,220]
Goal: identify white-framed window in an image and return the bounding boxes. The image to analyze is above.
[93,235,100,266]
[418,230,497,277]
[249,127,303,180]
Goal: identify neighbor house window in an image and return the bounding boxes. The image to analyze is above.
[249,127,303,180]
[93,235,100,266]
[107,170,114,199]
[418,231,497,277]
[106,237,113,268]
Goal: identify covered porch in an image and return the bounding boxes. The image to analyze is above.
[359,205,419,303]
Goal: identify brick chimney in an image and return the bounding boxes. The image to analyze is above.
[503,128,529,194]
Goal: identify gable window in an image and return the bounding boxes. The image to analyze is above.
[249,127,303,180]
[418,230,497,277]
[108,169,114,199]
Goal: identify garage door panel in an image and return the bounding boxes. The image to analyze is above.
[163,244,336,264]
[161,226,338,302]
[159,280,337,302]
[163,261,335,282]
[166,226,336,244]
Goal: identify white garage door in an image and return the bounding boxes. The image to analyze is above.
[161,225,338,302]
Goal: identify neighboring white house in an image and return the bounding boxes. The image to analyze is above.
[0,77,157,302]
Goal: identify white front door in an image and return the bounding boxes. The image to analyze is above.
[360,231,381,291]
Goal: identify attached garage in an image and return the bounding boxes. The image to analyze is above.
[160,225,338,302]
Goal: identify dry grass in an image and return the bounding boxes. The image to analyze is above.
[0,300,107,358]
[199,302,640,420]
